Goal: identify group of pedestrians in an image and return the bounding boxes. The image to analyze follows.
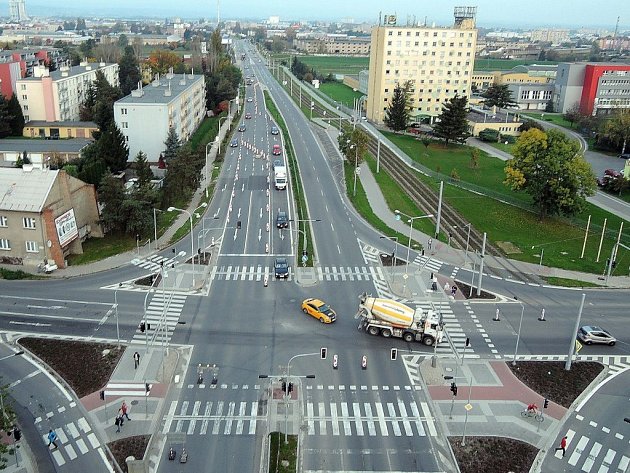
[115,401,131,433]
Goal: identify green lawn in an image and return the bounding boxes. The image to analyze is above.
[487,141,515,155]
[189,114,223,151]
[474,59,559,71]
[66,234,136,265]
[318,81,364,106]
[542,276,601,288]
[268,433,297,473]
[522,112,575,130]
[299,55,369,76]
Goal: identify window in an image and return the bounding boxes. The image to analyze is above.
[25,241,39,253]
[21,84,26,90]
[23,217,36,229]
[23,105,28,111]
[24,115,29,121]
[122,122,128,129]
[22,94,27,100]
[0,216,6,227]
[387,41,392,46]
[0,239,10,250]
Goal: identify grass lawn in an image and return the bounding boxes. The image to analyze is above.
[473,58,559,71]
[487,141,515,155]
[318,81,364,106]
[542,276,601,288]
[66,233,136,265]
[189,114,223,151]
[522,112,576,130]
[268,433,297,473]
[299,55,369,76]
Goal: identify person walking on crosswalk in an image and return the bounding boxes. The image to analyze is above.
[47,429,59,449]
[555,435,567,457]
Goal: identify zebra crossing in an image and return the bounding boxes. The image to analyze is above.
[558,428,629,473]
[358,240,445,274]
[413,254,444,273]
[162,399,438,438]
[208,264,378,282]
[131,254,179,272]
[131,292,187,344]
[38,416,101,467]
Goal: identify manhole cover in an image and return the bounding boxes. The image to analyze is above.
[130,400,139,406]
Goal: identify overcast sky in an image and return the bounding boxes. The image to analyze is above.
[6,0,630,29]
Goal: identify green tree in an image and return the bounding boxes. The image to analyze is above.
[118,34,129,48]
[118,45,141,96]
[602,110,630,155]
[504,128,596,220]
[433,95,471,146]
[7,94,24,135]
[78,143,108,185]
[163,127,182,163]
[98,124,129,172]
[79,38,95,58]
[98,172,127,232]
[0,381,17,468]
[481,84,516,109]
[383,81,411,131]
[0,94,14,138]
[79,84,97,121]
[563,103,582,128]
[134,151,154,187]
[337,128,368,164]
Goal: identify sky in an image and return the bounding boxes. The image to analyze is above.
[4,0,630,29]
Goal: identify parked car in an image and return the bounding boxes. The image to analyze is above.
[619,153,630,160]
[301,298,336,324]
[577,325,616,346]
[604,169,621,178]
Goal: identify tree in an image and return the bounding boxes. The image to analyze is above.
[384,81,412,132]
[118,34,129,48]
[337,128,368,165]
[79,38,95,58]
[504,128,596,220]
[79,84,96,121]
[118,45,141,96]
[147,50,181,75]
[0,94,14,138]
[545,99,554,113]
[98,124,129,172]
[163,127,182,163]
[481,84,516,109]
[602,110,630,155]
[563,104,582,128]
[433,95,471,146]
[134,151,154,187]
[99,173,126,232]
[469,148,479,169]
[7,94,24,136]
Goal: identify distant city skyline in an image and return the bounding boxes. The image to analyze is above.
[1,0,629,30]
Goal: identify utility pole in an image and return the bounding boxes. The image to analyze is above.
[565,293,585,371]
[476,233,486,296]
[435,181,443,238]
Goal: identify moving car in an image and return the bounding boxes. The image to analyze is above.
[238,124,246,132]
[271,126,279,135]
[301,298,336,324]
[274,257,289,279]
[276,210,288,228]
[272,144,282,156]
[577,325,616,346]
[247,97,253,102]
[230,138,238,148]
[245,112,252,119]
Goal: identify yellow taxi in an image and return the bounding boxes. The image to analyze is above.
[301,298,336,324]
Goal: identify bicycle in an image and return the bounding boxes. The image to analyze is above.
[521,409,544,422]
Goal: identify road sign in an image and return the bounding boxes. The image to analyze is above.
[301,255,308,263]
[402,274,408,280]
[464,403,473,411]
[575,340,583,354]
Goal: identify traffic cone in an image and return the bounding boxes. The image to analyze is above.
[538,308,546,321]
[493,308,500,321]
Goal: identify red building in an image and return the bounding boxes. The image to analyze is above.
[0,49,56,98]
[580,64,630,116]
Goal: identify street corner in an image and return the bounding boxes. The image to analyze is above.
[295,267,319,287]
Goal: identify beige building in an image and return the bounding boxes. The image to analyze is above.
[0,166,103,270]
[366,9,478,124]
[16,61,119,122]
[23,121,98,139]
[467,108,522,137]
[294,36,371,55]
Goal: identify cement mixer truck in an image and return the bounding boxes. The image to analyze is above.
[355,292,444,346]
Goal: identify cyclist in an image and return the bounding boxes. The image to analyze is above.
[527,403,539,415]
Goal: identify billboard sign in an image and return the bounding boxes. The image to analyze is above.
[55,209,78,247]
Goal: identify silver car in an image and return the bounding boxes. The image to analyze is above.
[577,326,616,346]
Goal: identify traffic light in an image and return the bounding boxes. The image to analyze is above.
[450,382,458,396]
[13,428,21,442]
[99,390,105,401]
[288,382,294,393]
[320,347,327,359]
[612,260,617,269]
[282,381,287,392]
[543,398,549,409]
[390,348,398,361]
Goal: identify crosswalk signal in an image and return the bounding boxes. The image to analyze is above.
[288,382,294,393]
[543,398,549,409]
[320,347,327,359]
[302,249,308,258]
[282,381,287,392]
[450,382,458,396]
[99,390,105,401]
[390,348,398,361]
[145,383,151,393]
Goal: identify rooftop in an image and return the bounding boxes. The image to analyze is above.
[467,107,523,124]
[19,62,116,82]
[0,138,93,153]
[0,167,57,213]
[116,73,204,105]
[25,120,98,128]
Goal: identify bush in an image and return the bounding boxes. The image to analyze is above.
[478,128,500,142]
[500,134,517,144]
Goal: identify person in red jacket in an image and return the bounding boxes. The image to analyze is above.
[555,436,567,457]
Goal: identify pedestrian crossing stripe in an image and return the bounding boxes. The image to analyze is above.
[131,254,180,272]
[162,400,438,437]
[209,265,376,282]
[131,293,187,344]
[42,417,96,467]
[559,429,629,473]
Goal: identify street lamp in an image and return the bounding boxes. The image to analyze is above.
[204,141,214,198]
[349,143,359,197]
[114,282,123,348]
[512,297,525,366]
[394,210,434,293]
[167,204,208,288]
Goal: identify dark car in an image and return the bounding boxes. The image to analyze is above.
[245,112,252,119]
[238,124,246,132]
[619,153,630,160]
[271,126,279,135]
[276,211,288,228]
[274,257,289,278]
[604,169,621,178]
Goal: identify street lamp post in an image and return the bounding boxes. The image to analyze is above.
[167,204,207,288]
[114,282,123,348]
[205,141,214,198]
[353,145,359,197]
[512,298,525,366]
[0,350,24,425]
[380,235,399,285]
[394,210,434,294]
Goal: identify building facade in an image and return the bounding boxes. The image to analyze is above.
[16,62,119,122]
[366,9,477,124]
[8,0,28,22]
[467,108,523,137]
[0,138,92,168]
[114,72,206,161]
[22,121,98,139]
[554,62,630,115]
[294,36,371,55]
[507,83,555,110]
[0,167,102,269]
[0,48,64,98]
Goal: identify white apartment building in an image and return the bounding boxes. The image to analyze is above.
[16,62,119,122]
[366,8,478,124]
[114,72,206,162]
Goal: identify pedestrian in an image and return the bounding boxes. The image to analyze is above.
[428,238,433,251]
[115,415,121,433]
[133,351,140,369]
[451,285,458,296]
[117,409,125,427]
[47,429,58,449]
[121,401,131,421]
[444,282,450,293]
[555,436,567,457]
